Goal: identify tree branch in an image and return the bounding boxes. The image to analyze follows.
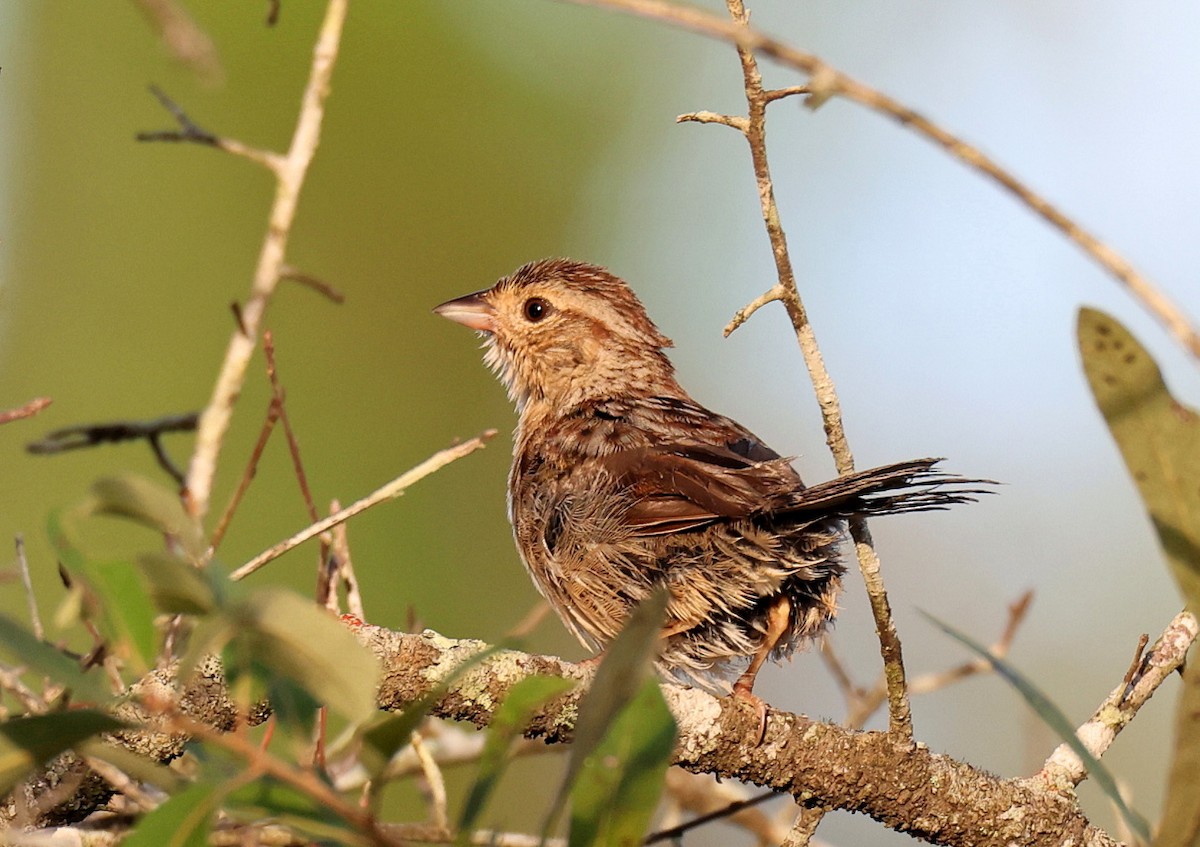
[183,0,350,523]
[559,0,1200,362]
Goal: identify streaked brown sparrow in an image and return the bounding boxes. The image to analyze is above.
[436,259,982,723]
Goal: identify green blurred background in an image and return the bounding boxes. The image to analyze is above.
[2,2,1198,844]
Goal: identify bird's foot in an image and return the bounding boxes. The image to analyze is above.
[731,683,768,745]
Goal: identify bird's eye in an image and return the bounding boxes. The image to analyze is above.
[523,297,551,322]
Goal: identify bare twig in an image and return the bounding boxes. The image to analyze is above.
[14,536,43,641]
[138,85,281,172]
[27,411,197,486]
[184,0,350,521]
[560,0,1200,360]
[0,397,51,425]
[231,431,496,580]
[263,332,322,529]
[281,264,346,303]
[688,0,913,737]
[1038,609,1198,789]
[208,396,282,554]
[410,731,450,835]
[646,772,779,844]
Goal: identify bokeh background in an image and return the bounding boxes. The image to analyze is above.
[1,2,1198,844]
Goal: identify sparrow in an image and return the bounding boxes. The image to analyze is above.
[435,258,983,724]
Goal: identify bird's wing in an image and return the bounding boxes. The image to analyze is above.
[598,441,803,536]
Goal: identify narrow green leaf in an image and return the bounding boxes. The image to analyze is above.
[921,610,1151,842]
[457,675,575,843]
[1157,657,1200,847]
[1078,308,1200,607]
[231,588,380,723]
[122,781,221,847]
[137,552,220,616]
[87,474,204,558]
[545,588,668,838]
[0,710,124,795]
[0,612,110,704]
[77,559,158,676]
[569,678,677,847]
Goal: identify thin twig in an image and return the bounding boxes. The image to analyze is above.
[231,431,496,581]
[14,536,43,641]
[0,397,52,425]
[27,411,197,486]
[1037,609,1198,789]
[560,0,1200,360]
[184,0,350,521]
[281,264,346,303]
[208,396,283,554]
[698,0,912,737]
[330,499,365,619]
[138,85,282,172]
[410,730,450,835]
[643,787,777,844]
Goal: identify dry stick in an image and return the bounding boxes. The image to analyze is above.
[14,535,44,641]
[0,397,52,425]
[208,395,282,554]
[685,0,913,738]
[562,0,1200,361]
[1038,608,1198,790]
[231,431,496,581]
[183,0,350,522]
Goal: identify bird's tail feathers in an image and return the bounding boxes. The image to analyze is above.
[787,458,994,517]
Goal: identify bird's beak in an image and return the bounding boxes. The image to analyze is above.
[434,290,495,332]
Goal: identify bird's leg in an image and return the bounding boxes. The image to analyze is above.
[732,595,792,743]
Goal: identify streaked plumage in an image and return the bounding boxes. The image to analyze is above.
[436,259,983,705]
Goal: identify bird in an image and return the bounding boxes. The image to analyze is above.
[435,258,984,728]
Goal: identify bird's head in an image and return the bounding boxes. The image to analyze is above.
[435,258,679,411]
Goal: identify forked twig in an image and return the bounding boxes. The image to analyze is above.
[683,0,914,737]
[561,0,1200,361]
[231,431,496,581]
[1038,609,1197,789]
[183,0,350,521]
[27,411,198,486]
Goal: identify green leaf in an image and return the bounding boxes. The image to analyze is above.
[78,559,158,676]
[0,710,124,795]
[1158,658,1200,847]
[137,552,220,616]
[921,610,1151,843]
[122,781,221,847]
[1077,308,1200,607]
[86,474,204,558]
[457,675,575,843]
[229,588,381,723]
[0,612,110,704]
[569,678,676,847]
[545,588,668,839]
